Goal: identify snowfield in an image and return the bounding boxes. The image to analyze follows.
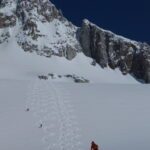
[0,80,150,150]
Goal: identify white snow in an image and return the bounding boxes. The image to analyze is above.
[33,19,79,53]
[0,80,150,150]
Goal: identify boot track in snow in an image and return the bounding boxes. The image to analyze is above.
[26,80,82,150]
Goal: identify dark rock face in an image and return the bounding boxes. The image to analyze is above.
[78,19,150,83]
[131,43,150,83]
[38,0,63,22]
[0,31,10,43]
[0,13,16,28]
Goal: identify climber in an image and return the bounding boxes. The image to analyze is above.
[26,108,30,112]
[91,141,99,150]
[39,123,43,128]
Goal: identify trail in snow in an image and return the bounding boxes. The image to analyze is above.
[26,80,82,150]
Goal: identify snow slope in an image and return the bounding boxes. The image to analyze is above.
[1,34,149,150]
[0,80,150,150]
[0,27,138,83]
[0,1,139,83]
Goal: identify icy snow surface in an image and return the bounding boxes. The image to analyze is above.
[0,80,150,150]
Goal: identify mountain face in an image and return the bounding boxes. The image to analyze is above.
[78,20,150,83]
[0,0,150,83]
[0,0,81,59]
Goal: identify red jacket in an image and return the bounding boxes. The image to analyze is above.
[91,142,99,150]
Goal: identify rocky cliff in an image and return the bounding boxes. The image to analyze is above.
[78,19,150,83]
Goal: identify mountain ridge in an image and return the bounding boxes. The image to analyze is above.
[78,19,150,83]
[0,0,150,83]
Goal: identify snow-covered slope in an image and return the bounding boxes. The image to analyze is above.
[0,80,150,150]
[0,33,137,83]
[0,0,137,84]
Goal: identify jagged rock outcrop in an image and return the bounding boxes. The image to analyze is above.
[0,0,17,43]
[131,43,150,83]
[16,0,63,23]
[0,0,81,60]
[78,19,150,83]
[0,13,16,28]
[0,0,17,28]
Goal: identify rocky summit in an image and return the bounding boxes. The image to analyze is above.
[0,0,150,83]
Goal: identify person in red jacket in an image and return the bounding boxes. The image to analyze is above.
[91,141,99,150]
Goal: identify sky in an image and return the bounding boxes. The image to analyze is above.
[51,0,150,43]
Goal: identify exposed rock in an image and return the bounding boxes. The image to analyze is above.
[78,19,150,83]
[38,75,48,80]
[0,31,10,43]
[65,74,89,83]
[41,73,89,83]
[91,59,96,66]
[65,45,77,60]
[18,41,38,53]
[131,43,150,83]
[65,74,73,78]
[14,0,79,60]
[23,19,41,40]
[0,13,16,28]
[16,0,62,23]
[38,0,63,22]
[74,78,89,83]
